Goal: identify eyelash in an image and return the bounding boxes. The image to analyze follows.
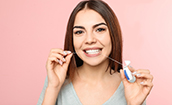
[96,28,106,32]
[74,30,84,35]
[74,28,106,35]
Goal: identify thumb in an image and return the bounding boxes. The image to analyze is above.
[128,66,136,73]
[120,69,128,84]
[63,53,73,68]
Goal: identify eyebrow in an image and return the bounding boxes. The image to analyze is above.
[73,22,107,30]
[93,22,107,28]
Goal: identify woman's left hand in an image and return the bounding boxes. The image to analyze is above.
[120,67,153,105]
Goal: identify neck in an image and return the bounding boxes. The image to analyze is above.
[76,59,111,83]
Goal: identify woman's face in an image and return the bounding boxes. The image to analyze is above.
[73,9,112,66]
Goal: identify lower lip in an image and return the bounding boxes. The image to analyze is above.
[83,50,101,57]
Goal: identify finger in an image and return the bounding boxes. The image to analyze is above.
[120,69,128,84]
[135,69,150,74]
[120,69,125,80]
[136,73,153,82]
[134,69,152,80]
[140,81,153,88]
[48,56,63,65]
[56,59,63,65]
[132,69,151,78]
[140,81,153,96]
[65,51,72,54]
[62,53,73,68]
[50,51,73,67]
[128,66,139,77]
[51,53,66,63]
[128,66,136,72]
[50,48,68,56]
[64,52,73,64]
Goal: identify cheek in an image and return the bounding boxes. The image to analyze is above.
[108,36,112,47]
[106,37,112,51]
[98,33,112,46]
[99,34,112,53]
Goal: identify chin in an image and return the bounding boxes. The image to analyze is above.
[85,61,101,66]
[83,58,108,67]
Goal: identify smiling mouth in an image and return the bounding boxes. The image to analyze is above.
[83,48,102,55]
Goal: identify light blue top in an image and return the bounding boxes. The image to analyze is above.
[37,76,146,105]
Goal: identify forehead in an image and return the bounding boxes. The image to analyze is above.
[74,9,106,26]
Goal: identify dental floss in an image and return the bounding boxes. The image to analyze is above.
[72,52,136,83]
[72,52,123,66]
[123,60,136,83]
[103,55,124,66]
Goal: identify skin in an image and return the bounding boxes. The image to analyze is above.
[72,9,121,105]
[73,8,113,81]
[42,8,153,105]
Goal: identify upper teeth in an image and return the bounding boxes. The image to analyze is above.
[85,49,100,54]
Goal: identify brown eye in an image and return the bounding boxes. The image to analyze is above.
[96,28,105,32]
[74,30,84,35]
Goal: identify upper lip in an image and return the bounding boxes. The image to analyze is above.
[83,47,103,51]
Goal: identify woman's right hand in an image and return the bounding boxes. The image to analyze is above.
[46,48,73,89]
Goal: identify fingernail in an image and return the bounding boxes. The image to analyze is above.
[63,51,67,55]
[63,58,66,62]
[119,69,123,73]
[140,82,144,84]
[129,65,133,68]
[132,71,137,75]
[59,60,63,65]
[67,51,71,54]
[136,73,141,76]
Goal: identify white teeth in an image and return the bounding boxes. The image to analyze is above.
[85,49,100,54]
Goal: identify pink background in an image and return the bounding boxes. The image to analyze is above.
[0,0,172,104]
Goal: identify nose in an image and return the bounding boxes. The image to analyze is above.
[85,32,97,45]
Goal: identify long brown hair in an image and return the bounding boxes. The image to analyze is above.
[64,0,123,81]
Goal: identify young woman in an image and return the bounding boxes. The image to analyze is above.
[37,0,153,105]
